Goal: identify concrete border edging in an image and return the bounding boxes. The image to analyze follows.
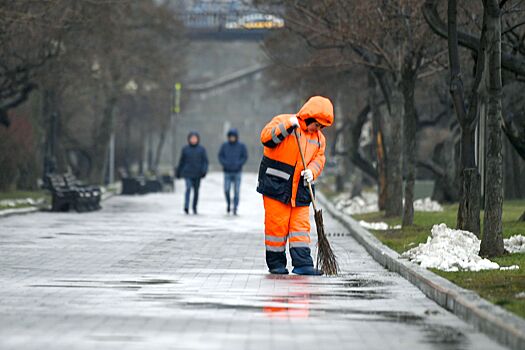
[0,207,39,219]
[317,192,525,350]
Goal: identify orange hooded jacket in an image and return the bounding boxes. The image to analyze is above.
[256,96,334,207]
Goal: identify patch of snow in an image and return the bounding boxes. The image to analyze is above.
[401,223,501,272]
[499,265,519,271]
[413,197,443,212]
[504,235,525,254]
[0,198,44,208]
[0,207,38,217]
[515,292,525,299]
[334,192,443,215]
[334,193,379,215]
[358,220,401,231]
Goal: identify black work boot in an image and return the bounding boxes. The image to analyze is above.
[266,250,287,275]
[269,267,289,274]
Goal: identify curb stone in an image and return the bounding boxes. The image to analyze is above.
[0,189,116,220]
[0,207,39,219]
[317,192,525,350]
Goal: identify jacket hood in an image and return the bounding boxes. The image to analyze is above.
[187,131,200,145]
[297,96,334,127]
[227,128,239,138]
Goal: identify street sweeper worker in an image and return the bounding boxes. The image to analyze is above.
[256,96,334,275]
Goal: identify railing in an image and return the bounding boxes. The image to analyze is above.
[178,11,284,32]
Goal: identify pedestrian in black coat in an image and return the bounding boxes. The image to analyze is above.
[218,128,248,215]
[176,131,208,214]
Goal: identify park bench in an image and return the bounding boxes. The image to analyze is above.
[63,173,101,211]
[43,173,101,212]
[121,174,166,195]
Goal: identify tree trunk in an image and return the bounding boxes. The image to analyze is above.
[503,136,525,199]
[401,67,417,227]
[153,128,167,173]
[138,124,145,176]
[458,168,481,236]
[480,0,505,257]
[147,132,154,173]
[88,96,117,184]
[369,72,387,211]
[351,169,363,198]
[384,86,404,218]
[123,116,131,174]
[447,0,481,236]
[457,129,481,236]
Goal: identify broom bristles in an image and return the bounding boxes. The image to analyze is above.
[314,209,339,275]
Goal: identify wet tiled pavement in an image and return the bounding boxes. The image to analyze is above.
[0,173,507,349]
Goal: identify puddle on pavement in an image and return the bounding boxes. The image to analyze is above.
[304,278,391,288]
[117,279,176,285]
[422,324,468,349]
[30,278,177,290]
[26,273,468,347]
[308,289,386,299]
[56,232,104,236]
[30,284,141,290]
[88,334,144,342]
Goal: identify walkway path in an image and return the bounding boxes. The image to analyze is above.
[0,173,506,349]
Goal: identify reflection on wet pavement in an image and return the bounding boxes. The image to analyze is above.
[0,173,506,350]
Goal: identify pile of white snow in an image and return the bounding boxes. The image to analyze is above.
[402,223,508,272]
[358,220,401,231]
[334,192,443,215]
[334,192,379,215]
[413,197,443,212]
[504,235,525,254]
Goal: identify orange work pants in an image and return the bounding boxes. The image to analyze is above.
[263,196,313,269]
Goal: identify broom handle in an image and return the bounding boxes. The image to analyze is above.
[294,128,318,212]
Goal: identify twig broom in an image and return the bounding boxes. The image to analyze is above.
[294,129,339,275]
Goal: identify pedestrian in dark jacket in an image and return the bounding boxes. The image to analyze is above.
[176,131,208,214]
[218,128,248,215]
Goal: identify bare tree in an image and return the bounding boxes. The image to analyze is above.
[423,0,525,255]
[480,0,505,256]
[0,1,75,127]
[259,1,445,223]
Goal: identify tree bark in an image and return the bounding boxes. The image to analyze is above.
[401,66,417,227]
[369,71,388,212]
[502,111,525,160]
[447,0,482,236]
[384,85,404,218]
[88,95,117,184]
[503,136,525,199]
[458,168,481,236]
[153,128,167,173]
[123,116,132,174]
[480,0,505,257]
